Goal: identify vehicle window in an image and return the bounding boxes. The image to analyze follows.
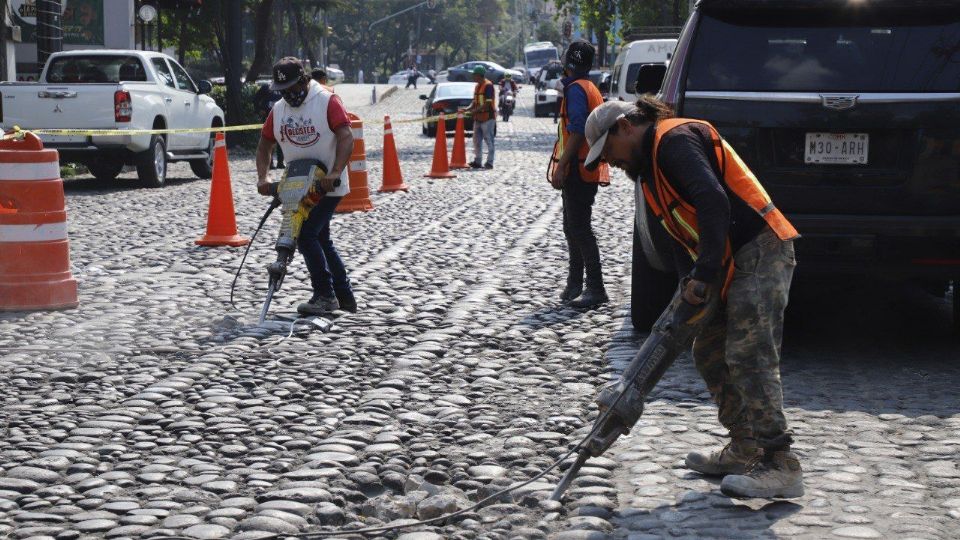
[151,58,176,88]
[169,60,198,93]
[612,66,621,94]
[436,84,473,99]
[623,63,647,94]
[46,55,145,83]
[525,49,559,69]
[688,11,960,92]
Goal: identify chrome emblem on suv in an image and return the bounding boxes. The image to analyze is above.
[821,94,859,111]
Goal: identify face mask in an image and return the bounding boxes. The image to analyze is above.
[282,79,309,107]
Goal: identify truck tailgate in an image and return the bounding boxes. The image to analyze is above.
[3,84,119,141]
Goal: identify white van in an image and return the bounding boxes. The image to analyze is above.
[611,39,677,102]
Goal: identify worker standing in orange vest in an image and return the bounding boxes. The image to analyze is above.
[581,96,803,500]
[548,40,610,309]
[462,65,496,169]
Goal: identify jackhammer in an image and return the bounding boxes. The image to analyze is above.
[550,279,720,501]
[230,159,338,328]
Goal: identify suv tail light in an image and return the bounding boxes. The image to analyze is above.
[114,90,132,122]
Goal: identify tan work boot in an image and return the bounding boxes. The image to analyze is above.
[720,450,804,499]
[685,439,758,477]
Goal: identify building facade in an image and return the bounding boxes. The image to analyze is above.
[10,0,135,81]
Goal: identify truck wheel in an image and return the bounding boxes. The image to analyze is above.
[87,160,123,182]
[631,226,677,332]
[137,135,167,188]
[189,132,216,179]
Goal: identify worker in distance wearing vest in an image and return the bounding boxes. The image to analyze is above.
[581,97,803,499]
[461,65,496,169]
[256,57,357,315]
[549,40,611,309]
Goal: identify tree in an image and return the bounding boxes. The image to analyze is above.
[244,0,275,81]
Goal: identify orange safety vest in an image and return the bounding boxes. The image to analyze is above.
[472,79,496,123]
[643,118,800,298]
[550,78,610,185]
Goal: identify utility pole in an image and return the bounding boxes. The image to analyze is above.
[225,0,243,146]
[36,0,63,72]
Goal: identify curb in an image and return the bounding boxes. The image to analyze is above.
[380,85,399,101]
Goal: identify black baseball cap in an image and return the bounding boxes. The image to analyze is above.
[563,40,595,74]
[270,57,305,91]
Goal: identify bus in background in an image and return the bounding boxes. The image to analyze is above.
[523,41,560,84]
[610,39,677,102]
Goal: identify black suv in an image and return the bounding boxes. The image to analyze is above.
[631,0,960,331]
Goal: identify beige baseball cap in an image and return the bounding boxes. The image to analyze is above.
[584,101,637,171]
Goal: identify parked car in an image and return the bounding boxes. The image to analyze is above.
[629,0,960,332]
[324,66,344,85]
[610,38,676,102]
[446,61,524,84]
[533,61,564,117]
[0,50,223,188]
[419,82,476,137]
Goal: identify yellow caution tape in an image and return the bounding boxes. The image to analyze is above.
[2,112,476,140]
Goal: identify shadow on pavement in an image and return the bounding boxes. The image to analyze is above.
[63,174,207,195]
[518,303,588,330]
[614,496,802,539]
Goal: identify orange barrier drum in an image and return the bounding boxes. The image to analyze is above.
[0,133,79,311]
[336,113,374,212]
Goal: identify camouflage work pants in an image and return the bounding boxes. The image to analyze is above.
[692,228,797,450]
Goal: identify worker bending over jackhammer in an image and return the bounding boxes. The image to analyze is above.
[582,97,803,498]
[255,57,357,315]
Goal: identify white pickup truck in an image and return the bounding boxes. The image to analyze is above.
[0,50,224,187]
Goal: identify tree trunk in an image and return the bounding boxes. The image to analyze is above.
[673,0,682,25]
[292,6,316,68]
[245,0,275,82]
[177,13,188,65]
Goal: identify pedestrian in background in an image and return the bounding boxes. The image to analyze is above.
[548,40,609,308]
[253,83,284,169]
[461,65,496,169]
[312,68,334,92]
[581,96,802,499]
[256,57,358,314]
[405,67,420,89]
[358,68,364,84]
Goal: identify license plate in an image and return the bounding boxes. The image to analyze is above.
[805,132,868,165]
[38,134,87,145]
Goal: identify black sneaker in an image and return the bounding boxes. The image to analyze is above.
[335,289,358,313]
[559,283,583,302]
[468,161,482,169]
[569,287,608,309]
[297,294,339,315]
[484,163,493,169]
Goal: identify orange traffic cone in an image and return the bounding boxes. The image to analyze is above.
[379,115,409,192]
[450,112,468,169]
[425,113,456,179]
[195,132,250,247]
[336,113,374,212]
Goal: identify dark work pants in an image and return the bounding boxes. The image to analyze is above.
[562,169,603,290]
[298,196,352,298]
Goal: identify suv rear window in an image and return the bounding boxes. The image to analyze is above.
[687,10,960,92]
[47,55,146,84]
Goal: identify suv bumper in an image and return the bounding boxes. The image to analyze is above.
[791,214,960,279]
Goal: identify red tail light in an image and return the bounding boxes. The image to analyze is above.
[114,90,132,122]
[432,102,445,111]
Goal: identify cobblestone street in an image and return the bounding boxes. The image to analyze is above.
[1,85,958,540]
